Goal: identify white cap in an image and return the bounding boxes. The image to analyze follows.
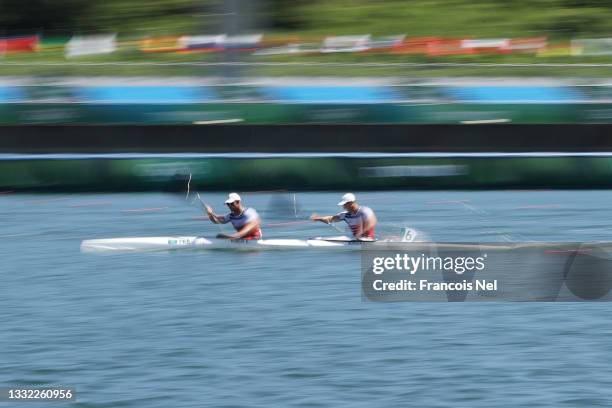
[337,193,356,206]
[225,192,241,204]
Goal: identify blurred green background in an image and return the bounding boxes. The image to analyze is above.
[3,0,612,39]
[2,0,612,75]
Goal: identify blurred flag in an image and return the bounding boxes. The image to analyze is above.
[140,36,181,53]
[222,34,263,51]
[179,35,225,52]
[0,35,39,54]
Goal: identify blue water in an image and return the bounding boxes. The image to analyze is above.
[2,191,612,407]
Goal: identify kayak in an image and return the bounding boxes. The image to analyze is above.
[80,228,426,253]
[80,235,377,253]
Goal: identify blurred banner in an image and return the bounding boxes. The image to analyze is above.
[3,154,612,191]
[1,81,612,125]
[65,35,117,58]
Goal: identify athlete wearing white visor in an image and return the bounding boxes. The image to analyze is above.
[310,193,377,240]
[204,193,263,240]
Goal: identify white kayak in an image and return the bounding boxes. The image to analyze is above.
[80,229,423,253]
[80,235,376,253]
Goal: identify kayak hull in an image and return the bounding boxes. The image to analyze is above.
[80,236,365,253]
[80,229,425,253]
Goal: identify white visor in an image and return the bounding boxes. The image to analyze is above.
[225,192,241,204]
[337,193,356,206]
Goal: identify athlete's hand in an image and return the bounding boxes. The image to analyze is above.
[204,204,214,216]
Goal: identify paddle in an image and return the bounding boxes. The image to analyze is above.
[196,193,227,234]
[186,173,191,200]
[184,173,209,214]
[184,173,228,235]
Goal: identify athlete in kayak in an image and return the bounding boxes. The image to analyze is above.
[204,193,263,240]
[310,193,377,240]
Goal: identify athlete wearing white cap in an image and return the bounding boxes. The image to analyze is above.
[204,193,262,240]
[310,193,377,240]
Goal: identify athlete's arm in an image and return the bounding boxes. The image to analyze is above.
[204,204,226,224]
[217,219,259,239]
[233,219,260,239]
[310,214,342,224]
